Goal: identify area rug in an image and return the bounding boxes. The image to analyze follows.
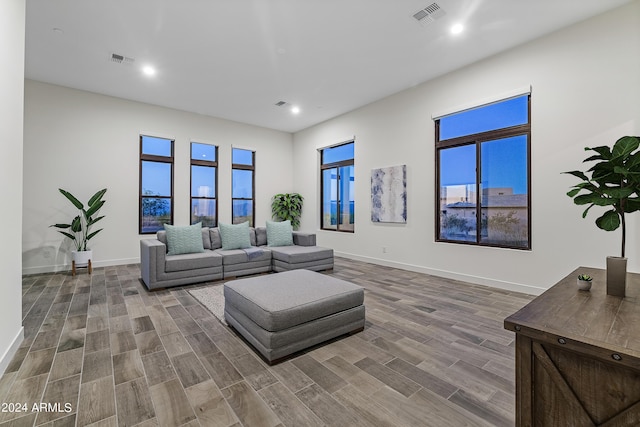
[189,285,227,325]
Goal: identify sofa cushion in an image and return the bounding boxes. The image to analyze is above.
[210,228,222,249]
[214,248,271,265]
[165,251,222,273]
[249,228,257,246]
[292,232,316,247]
[270,245,333,264]
[219,222,251,250]
[266,220,294,247]
[157,230,168,245]
[164,223,205,255]
[255,227,267,246]
[201,227,211,250]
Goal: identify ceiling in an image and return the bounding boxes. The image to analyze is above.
[25,0,631,133]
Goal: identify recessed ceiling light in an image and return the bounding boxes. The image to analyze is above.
[291,106,300,115]
[451,23,464,35]
[142,65,156,76]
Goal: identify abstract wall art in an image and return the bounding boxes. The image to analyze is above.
[371,164,407,223]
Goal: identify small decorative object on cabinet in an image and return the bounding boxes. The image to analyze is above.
[564,135,640,298]
[505,267,640,426]
[50,188,107,276]
[576,273,592,291]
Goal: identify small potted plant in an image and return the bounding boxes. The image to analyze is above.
[271,193,304,230]
[577,274,593,291]
[50,188,107,274]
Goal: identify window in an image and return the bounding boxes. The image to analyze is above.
[232,148,255,226]
[191,143,218,227]
[435,94,531,249]
[320,141,355,232]
[140,135,174,234]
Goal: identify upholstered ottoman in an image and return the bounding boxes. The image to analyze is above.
[269,245,334,272]
[224,269,365,364]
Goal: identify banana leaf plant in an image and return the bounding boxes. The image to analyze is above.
[564,136,640,258]
[50,188,107,251]
[271,193,304,230]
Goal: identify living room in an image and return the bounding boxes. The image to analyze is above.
[2,0,640,425]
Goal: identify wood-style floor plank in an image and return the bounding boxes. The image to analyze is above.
[2,258,533,426]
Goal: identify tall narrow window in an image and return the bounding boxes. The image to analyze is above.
[140,135,174,234]
[320,141,355,232]
[232,148,255,226]
[435,94,531,249]
[191,143,218,227]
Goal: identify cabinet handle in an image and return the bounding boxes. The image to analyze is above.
[558,338,567,345]
[515,325,521,331]
[612,353,622,361]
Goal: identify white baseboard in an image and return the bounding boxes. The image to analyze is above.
[23,252,545,295]
[334,251,545,296]
[0,327,24,375]
[22,257,140,276]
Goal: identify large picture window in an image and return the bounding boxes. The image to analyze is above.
[140,135,174,234]
[435,94,531,249]
[232,148,255,226]
[320,141,355,232]
[191,142,218,227]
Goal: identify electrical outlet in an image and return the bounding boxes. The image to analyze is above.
[382,247,387,253]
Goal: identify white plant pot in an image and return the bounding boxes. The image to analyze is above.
[72,250,92,267]
[577,278,592,291]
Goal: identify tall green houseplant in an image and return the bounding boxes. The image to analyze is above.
[564,136,640,258]
[271,193,304,230]
[51,188,107,251]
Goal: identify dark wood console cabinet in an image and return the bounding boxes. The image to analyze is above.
[504,267,640,426]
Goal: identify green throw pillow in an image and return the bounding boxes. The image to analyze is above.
[164,223,205,255]
[266,220,294,247]
[219,222,252,250]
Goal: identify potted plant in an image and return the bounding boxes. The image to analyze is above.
[564,136,640,297]
[271,193,304,230]
[50,188,107,273]
[577,274,593,291]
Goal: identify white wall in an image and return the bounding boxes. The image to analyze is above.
[0,0,25,373]
[293,1,640,294]
[23,81,293,274]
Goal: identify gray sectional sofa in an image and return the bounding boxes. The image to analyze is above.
[140,226,333,290]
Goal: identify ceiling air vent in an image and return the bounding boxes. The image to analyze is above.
[109,52,135,65]
[412,3,446,26]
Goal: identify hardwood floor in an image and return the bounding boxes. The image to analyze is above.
[1,257,533,426]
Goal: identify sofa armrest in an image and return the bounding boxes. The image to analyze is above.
[140,239,166,288]
[292,232,316,246]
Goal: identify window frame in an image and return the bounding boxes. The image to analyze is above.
[320,141,355,233]
[190,142,218,227]
[435,95,531,250]
[231,148,256,226]
[139,134,174,234]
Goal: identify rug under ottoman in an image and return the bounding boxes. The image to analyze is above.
[224,269,365,364]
